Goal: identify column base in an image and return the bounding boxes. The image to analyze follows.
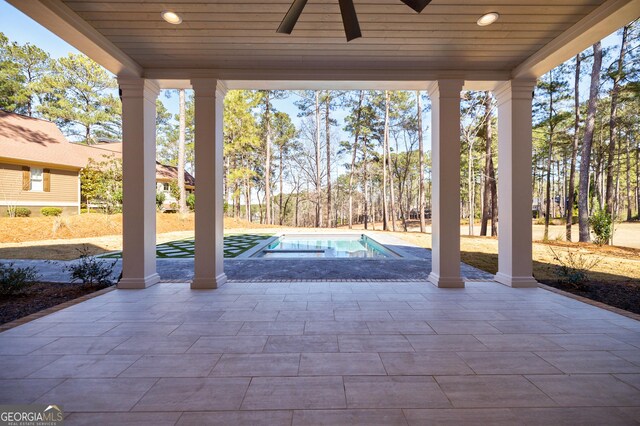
[117,273,160,289]
[428,273,465,288]
[494,272,538,288]
[191,273,228,289]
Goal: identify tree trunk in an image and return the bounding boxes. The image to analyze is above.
[480,92,496,237]
[264,92,272,225]
[384,91,397,231]
[544,75,554,241]
[578,41,602,242]
[325,91,332,227]
[566,54,581,241]
[314,91,322,227]
[178,89,187,215]
[626,135,632,221]
[416,91,426,233]
[382,92,389,231]
[279,144,284,225]
[605,25,629,219]
[348,91,364,229]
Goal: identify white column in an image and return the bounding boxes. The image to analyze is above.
[191,78,227,289]
[426,80,464,288]
[494,79,538,288]
[117,78,160,289]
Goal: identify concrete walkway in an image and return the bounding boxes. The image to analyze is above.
[1,281,639,425]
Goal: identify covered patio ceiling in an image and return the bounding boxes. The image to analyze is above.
[8,0,640,89]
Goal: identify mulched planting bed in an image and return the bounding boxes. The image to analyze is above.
[0,282,113,325]
[541,279,640,315]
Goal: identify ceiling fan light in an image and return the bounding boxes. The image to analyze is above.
[161,10,183,25]
[477,12,499,26]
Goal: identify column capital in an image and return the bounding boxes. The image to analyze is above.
[191,78,228,98]
[117,78,160,102]
[426,79,463,99]
[493,79,536,105]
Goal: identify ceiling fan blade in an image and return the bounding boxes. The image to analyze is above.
[338,0,362,41]
[277,0,309,34]
[400,0,431,13]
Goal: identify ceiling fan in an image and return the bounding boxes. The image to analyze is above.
[277,0,431,42]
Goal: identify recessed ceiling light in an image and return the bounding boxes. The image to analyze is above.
[161,10,182,25]
[477,12,499,26]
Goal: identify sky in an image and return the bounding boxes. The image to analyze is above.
[0,0,624,152]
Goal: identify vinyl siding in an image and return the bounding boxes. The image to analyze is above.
[0,163,79,204]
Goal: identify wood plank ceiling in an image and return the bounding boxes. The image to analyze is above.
[62,0,606,73]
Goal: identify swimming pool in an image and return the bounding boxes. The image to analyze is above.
[251,234,399,258]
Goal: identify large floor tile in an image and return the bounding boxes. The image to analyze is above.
[299,353,386,375]
[380,352,474,375]
[0,355,60,378]
[29,354,140,378]
[32,337,128,355]
[177,411,293,426]
[426,320,501,335]
[0,337,59,355]
[339,335,414,352]
[210,353,300,376]
[36,378,157,412]
[109,336,198,354]
[535,351,640,374]
[169,322,243,336]
[366,321,435,335]
[133,377,250,411]
[510,407,639,426]
[241,376,346,409]
[474,334,563,351]
[526,374,640,406]
[0,378,64,403]
[407,335,488,352]
[542,334,637,351]
[293,409,407,425]
[457,351,561,375]
[238,321,305,335]
[187,336,267,353]
[305,321,370,335]
[120,354,220,377]
[264,335,338,353]
[345,376,451,409]
[65,412,182,426]
[435,375,555,408]
[404,408,517,425]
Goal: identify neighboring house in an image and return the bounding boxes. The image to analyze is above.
[0,110,194,216]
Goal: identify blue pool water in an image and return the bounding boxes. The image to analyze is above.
[252,234,398,258]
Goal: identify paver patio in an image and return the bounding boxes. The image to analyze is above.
[1,280,639,425]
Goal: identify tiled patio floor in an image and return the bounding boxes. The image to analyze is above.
[1,281,639,425]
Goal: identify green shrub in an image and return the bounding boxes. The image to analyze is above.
[9,207,31,217]
[65,247,116,286]
[186,193,195,211]
[41,207,63,217]
[0,262,39,295]
[589,209,612,245]
[156,191,166,211]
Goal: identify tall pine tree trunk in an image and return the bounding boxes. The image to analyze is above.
[605,25,629,220]
[417,91,426,233]
[384,91,397,231]
[626,135,632,221]
[382,92,389,231]
[314,91,322,227]
[579,42,602,242]
[325,91,332,227]
[264,92,272,225]
[178,89,187,215]
[566,55,581,241]
[481,92,496,236]
[279,144,284,225]
[348,91,364,229]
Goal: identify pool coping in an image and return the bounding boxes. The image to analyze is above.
[237,231,420,260]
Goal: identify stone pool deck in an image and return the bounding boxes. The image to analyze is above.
[1,281,639,425]
[1,233,492,283]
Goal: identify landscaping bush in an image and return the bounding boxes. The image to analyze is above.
[548,246,601,288]
[590,209,612,245]
[8,207,31,217]
[0,262,39,295]
[186,193,195,211]
[41,207,63,217]
[156,191,166,211]
[65,247,116,285]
